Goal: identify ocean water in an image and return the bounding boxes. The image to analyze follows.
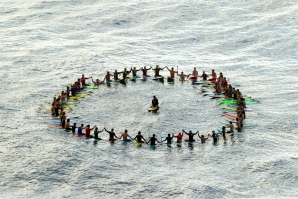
[0,1,298,198]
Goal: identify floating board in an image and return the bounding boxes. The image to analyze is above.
[85,86,98,89]
[135,142,143,147]
[48,125,61,129]
[217,129,243,135]
[148,102,162,112]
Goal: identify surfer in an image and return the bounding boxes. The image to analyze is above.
[112,69,121,81]
[131,67,140,77]
[91,77,103,86]
[177,72,190,81]
[85,124,96,138]
[227,121,234,134]
[80,74,91,87]
[151,96,159,108]
[104,128,119,141]
[153,65,165,77]
[183,130,198,142]
[221,126,226,139]
[105,71,112,82]
[198,131,209,143]
[173,132,184,142]
[140,66,152,77]
[119,130,133,141]
[165,66,178,79]
[162,134,174,144]
[192,67,198,78]
[65,118,71,130]
[209,130,219,143]
[78,124,86,135]
[134,131,148,143]
[71,123,77,134]
[120,68,131,80]
[201,71,208,81]
[149,134,160,145]
[93,127,103,140]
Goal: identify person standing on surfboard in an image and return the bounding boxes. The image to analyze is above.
[151,96,159,108]
[134,131,148,143]
[119,130,133,141]
[183,130,198,142]
[173,132,184,142]
[104,128,119,141]
[140,66,152,77]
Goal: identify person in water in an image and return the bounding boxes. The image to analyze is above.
[119,130,133,141]
[78,124,86,135]
[131,67,140,77]
[93,127,104,140]
[105,71,112,82]
[80,74,91,87]
[201,71,209,81]
[173,132,184,142]
[140,66,152,77]
[85,124,96,138]
[65,118,71,130]
[91,77,103,86]
[165,66,178,79]
[183,130,198,142]
[71,123,77,134]
[153,65,165,77]
[177,72,190,81]
[104,128,119,141]
[149,134,160,145]
[221,126,226,139]
[134,131,148,143]
[209,130,219,143]
[151,95,159,108]
[198,131,209,143]
[163,134,174,144]
[192,67,198,78]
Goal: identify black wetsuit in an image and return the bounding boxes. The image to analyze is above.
[184,131,198,142]
[164,136,173,144]
[152,99,159,107]
[142,69,149,76]
[135,135,145,143]
[154,68,162,76]
[94,130,102,140]
[71,126,76,134]
[106,130,117,140]
[211,133,219,142]
[149,137,158,145]
[202,73,208,81]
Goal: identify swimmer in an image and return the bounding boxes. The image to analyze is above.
[198,131,209,143]
[119,130,133,141]
[183,129,198,142]
[162,134,174,144]
[134,131,148,143]
[104,128,119,141]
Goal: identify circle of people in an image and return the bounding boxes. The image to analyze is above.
[50,65,247,146]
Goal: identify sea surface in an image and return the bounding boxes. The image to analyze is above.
[0,1,298,198]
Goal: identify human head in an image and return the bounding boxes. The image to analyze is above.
[168,134,170,137]
[138,131,141,135]
[153,134,155,137]
[81,124,84,127]
[67,119,70,122]
[125,129,127,133]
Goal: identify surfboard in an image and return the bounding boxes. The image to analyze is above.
[148,102,162,113]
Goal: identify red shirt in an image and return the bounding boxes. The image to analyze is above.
[85,127,91,137]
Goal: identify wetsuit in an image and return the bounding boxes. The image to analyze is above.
[202,73,208,81]
[113,72,119,80]
[163,136,173,144]
[93,130,102,140]
[149,137,158,145]
[152,98,159,107]
[211,133,219,142]
[154,68,162,76]
[142,68,149,76]
[135,135,145,143]
[71,126,76,134]
[184,131,198,142]
[106,130,118,140]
